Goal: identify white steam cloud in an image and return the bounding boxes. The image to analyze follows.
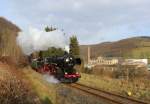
[43,74,59,84]
[17,27,69,55]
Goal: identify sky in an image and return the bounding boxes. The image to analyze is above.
[0,0,150,45]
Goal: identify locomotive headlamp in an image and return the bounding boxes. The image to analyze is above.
[65,58,69,62]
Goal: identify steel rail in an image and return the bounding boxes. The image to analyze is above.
[68,83,149,104]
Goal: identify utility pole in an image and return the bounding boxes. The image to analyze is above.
[127,68,129,82]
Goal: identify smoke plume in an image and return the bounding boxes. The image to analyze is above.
[17,27,69,55]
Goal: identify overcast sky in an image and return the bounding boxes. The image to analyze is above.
[1,0,150,44]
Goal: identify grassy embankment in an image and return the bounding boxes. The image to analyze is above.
[22,67,59,104]
[79,73,150,102]
[21,66,150,103]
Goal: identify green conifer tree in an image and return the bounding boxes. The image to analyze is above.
[69,36,80,57]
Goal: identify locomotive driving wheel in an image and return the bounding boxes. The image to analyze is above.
[55,67,64,80]
[72,78,78,83]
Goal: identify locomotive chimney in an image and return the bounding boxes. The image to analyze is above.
[88,46,91,64]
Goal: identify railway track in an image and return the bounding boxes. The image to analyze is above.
[69,83,149,104]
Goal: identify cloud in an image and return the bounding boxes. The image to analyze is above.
[2,0,150,44]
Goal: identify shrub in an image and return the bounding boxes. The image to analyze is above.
[113,66,148,79]
[0,66,40,104]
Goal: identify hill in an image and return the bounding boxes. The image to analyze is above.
[80,36,150,62]
[0,17,23,64]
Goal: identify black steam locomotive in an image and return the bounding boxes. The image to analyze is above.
[31,53,81,83]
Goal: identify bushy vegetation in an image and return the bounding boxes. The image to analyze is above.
[82,64,149,80]
[39,47,65,58]
[113,66,148,79]
[0,78,38,104]
[0,65,40,104]
[0,17,25,66]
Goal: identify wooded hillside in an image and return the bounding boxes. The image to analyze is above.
[0,17,23,64]
[80,36,150,62]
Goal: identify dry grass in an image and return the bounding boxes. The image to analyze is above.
[79,73,150,102]
[22,66,59,104]
[0,64,40,104]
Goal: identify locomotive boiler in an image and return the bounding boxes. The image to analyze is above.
[31,53,81,83]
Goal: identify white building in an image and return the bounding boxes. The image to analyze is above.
[89,56,119,66]
[121,59,148,67]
